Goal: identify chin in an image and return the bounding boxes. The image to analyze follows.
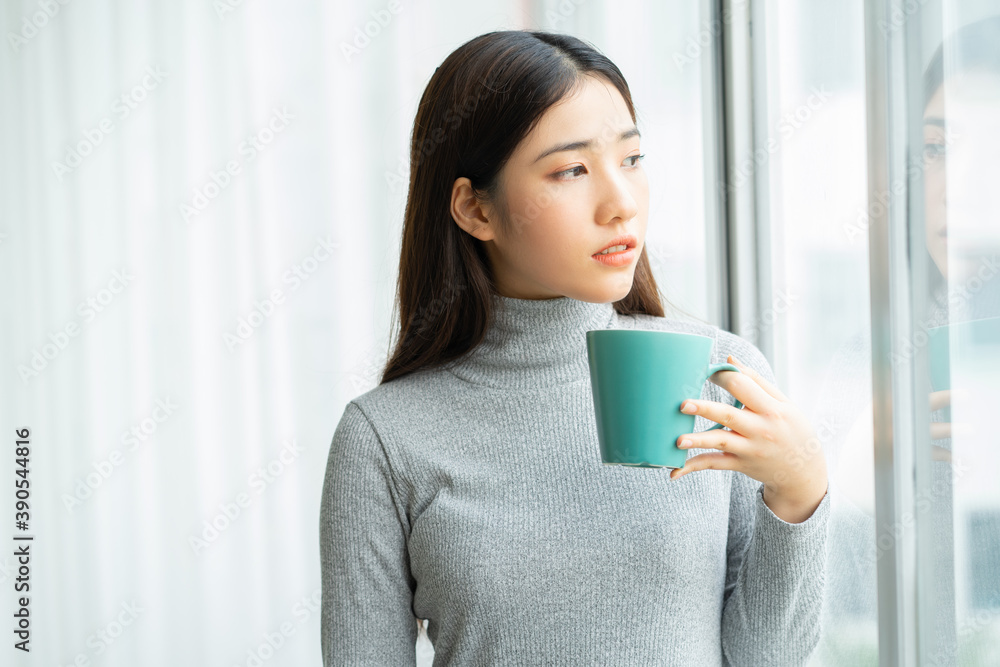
[574,281,635,305]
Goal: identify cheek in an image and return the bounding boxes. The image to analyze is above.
[514,221,577,266]
[509,187,581,241]
[924,171,946,206]
[495,206,560,267]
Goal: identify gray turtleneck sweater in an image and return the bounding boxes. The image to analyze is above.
[320,294,831,666]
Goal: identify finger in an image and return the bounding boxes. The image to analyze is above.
[680,397,751,435]
[928,418,976,440]
[670,452,740,480]
[729,354,790,403]
[703,369,768,415]
[929,389,951,412]
[931,445,952,462]
[930,421,950,440]
[677,430,751,456]
[703,361,776,416]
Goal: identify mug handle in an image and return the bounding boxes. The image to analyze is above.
[702,363,744,431]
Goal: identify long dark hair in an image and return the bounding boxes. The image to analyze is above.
[923,15,1000,110]
[380,29,689,385]
[921,15,1000,299]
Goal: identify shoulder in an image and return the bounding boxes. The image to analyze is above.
[325,368,450,485]
[337,365,453,437]
[350,364,450,406]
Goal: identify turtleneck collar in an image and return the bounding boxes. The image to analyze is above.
[445,293,618,389]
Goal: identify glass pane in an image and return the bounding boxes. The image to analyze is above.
[757,2,878,663]
[912,7,1000,665]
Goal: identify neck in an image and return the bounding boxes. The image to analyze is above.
[445,293,618,389]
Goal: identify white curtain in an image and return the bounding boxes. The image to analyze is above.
[0,1,715,664]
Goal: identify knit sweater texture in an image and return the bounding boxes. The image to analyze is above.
[319,293,831,666]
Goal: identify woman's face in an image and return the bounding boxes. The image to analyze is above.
[474,74,649,303]
[923,70,1000,282]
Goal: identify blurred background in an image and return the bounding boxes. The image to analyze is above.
[1,0,998,665]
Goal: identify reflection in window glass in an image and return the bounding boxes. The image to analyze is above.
[918,9,1000,664]
[767,5,1000,664]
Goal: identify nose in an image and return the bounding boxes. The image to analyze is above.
[595,166,640,225]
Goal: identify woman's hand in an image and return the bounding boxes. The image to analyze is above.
[929,388,976,446]
[670,354,828,524]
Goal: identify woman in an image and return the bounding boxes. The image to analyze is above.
[320,29,829,665]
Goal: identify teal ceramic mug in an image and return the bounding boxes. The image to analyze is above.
[586,329,745,469]
[926,316,1000,423]
[927,316,1000,391]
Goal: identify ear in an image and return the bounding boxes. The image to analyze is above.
[450,177,497,242]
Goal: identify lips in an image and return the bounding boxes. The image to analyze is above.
[593,234,638,256]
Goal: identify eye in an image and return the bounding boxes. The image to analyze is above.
[923,143,946,163]
[625,153,646,168]
[553,153,646,180]
[555,165,586,179]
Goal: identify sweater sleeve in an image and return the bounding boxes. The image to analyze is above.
[717,337,831,666]
[319,400,418,666]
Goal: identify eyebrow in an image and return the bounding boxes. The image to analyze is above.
[532,126,641,164]
[923,116,962,136]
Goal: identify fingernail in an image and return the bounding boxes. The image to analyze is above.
[678,439,692,449]
[681,402,697,414]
